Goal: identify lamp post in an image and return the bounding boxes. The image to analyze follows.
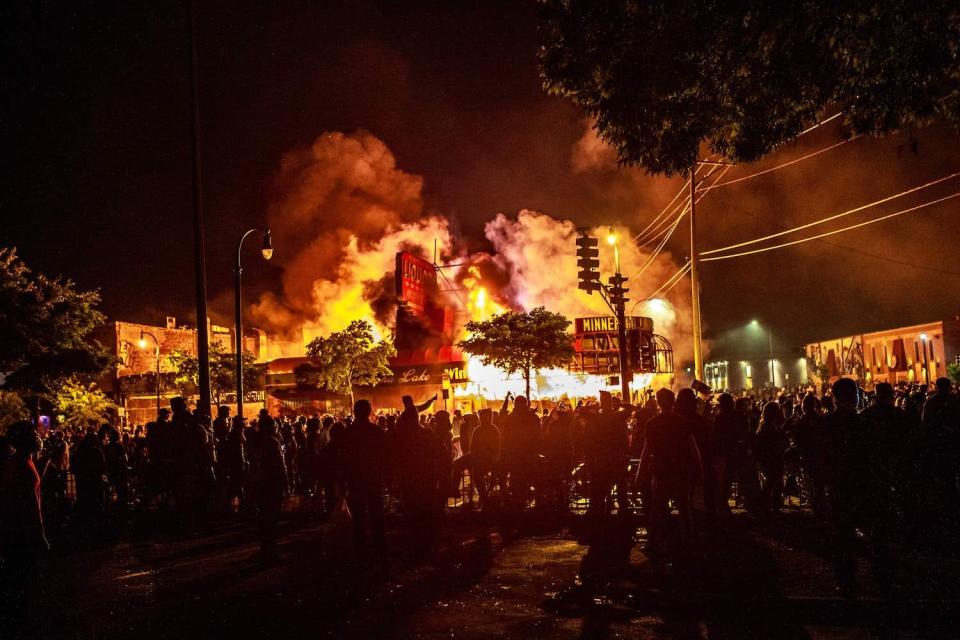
[235,227,273,419]
[750,319,776,388]
[138,330,161,416]
[920,332,930,388]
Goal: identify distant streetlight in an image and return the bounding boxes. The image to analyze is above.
[234,227,273,419]
[920,332,930,387]
[139,330,161,416]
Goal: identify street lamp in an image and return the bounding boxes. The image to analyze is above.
[139,330,161,416]
[749,319,776,388]
[920,332,930,388]
[606,227,620,273]
[235,227,273,419]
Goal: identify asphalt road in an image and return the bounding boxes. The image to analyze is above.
[4,507,959,639]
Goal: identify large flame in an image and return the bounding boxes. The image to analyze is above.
[253,130,694,399]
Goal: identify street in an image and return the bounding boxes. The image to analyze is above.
[8,507,960,639]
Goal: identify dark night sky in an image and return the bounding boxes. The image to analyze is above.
[3,1,959,353]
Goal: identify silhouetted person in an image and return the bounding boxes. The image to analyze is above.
[72,429,107,521]
[500,393,541,510]
[224,416,248,511]
[922,377,960,525]
[585,391,630,516]
[253,413,286,560]
[676,388,712,516]
[392,402,447,556]
[711,393,746,515]
[170,397,212,527]
[1,422,48,572]
[755,401,788,513]
[102,425,129,513]
[432,410,455,501]
[639,389,701,550]
[342,400,387,558]
[789,393,827,516]
[542,407,574,513]
[822,377,873,596]
[469,408,502,511]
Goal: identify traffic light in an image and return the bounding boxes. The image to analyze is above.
[576,235,601,293]
[608,273,629,306]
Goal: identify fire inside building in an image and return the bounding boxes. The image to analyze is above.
[95,252,676,424]
[265,251,675,415]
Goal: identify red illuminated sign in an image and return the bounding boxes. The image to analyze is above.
[396,252,435,316]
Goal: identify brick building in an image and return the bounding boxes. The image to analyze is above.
[93,317,268,426]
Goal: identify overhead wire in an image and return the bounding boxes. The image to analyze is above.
[701,191,960,262]
[702,136,860,192]
[702,171,960,256]
[632,160,726,244]
[629,261,691,313]
[636,111,846,238]
[626,164,731,283]
[814,238,960,276]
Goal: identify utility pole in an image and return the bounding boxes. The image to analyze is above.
[188,1,211,416]
[689,161,704,383]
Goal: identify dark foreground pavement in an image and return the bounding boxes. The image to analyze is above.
[4,507,960,639]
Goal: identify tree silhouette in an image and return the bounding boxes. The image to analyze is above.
[460,307,574,399]
[304,320,396,406]
[540,0,960,175]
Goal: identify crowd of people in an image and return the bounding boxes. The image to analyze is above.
[2,375,958,595]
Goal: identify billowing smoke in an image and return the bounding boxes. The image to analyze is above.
[475,210,694,366]
[253,129,694,369]
[250,130,450,351]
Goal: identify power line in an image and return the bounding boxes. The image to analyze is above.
[709,197,960,275]
[701,191,960,262]
[630,262,691,312]
[702,171,960,256]
[703,136,860,192]
[814,238,960,276]
[633,161,723,244]
[634,114,845,245]
[628,165,731,281]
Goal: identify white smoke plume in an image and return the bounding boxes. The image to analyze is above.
[253,129,694,369]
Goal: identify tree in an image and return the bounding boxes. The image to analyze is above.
[539,1,960,175]
[169,342,264,407]
[0,390,29,434]
[54,378,116,431]
[0,247,111,397]
[948,361,960,387]
[303,320,396,406]
[460,307,575,399]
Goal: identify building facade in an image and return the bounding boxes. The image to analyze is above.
[805,317,960,388]
[93,317,268,426]
[703,356,809,392]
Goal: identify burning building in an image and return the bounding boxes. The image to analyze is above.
[250,130,694,411]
